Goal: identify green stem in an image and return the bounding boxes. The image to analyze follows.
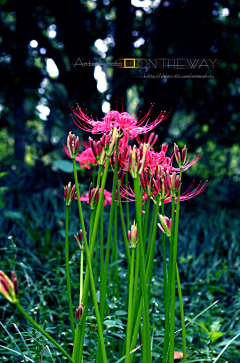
[145,203,156,261]
[133,176,151,363]
[65,205,75,342]
[117,181,131,266]
[143,197,151,252]
[72,158,108,363]
[169,168,183,363]
[132,242,139,329]
[125,247,136,363]
[113,202,119,299]
[92,164,96,188]
[176,263,187,361]
[95,230,99,285]
[16,303,75,363]
[125,172,130,231]
[78,160,108,360]
[129,194,160,363]
[80,249,83,305]
[161,199,170,363]
[97,141,119,361]
[147,196,161,299]
[163,197,175,363]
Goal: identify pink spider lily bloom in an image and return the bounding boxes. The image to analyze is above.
[171,153,203,173]
[77,147,97,170]
[70,104,170,138]
[120,179,210,207]
[63,143,97,170]
[76,188,112,207]
[136,132,159,148]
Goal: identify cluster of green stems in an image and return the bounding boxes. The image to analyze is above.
[14,142,187,363]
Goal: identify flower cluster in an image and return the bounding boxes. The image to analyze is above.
[63,106,206,212]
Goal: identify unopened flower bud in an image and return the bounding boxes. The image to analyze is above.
[64,182,76,206]
[76,303,84,320]
[0,270,18,303]
[88,183,100,210]
[128,221,138,248]
[89,137,106,165]
[67,132,79,159]
[174,143,187,167]
[75,230,85,249]
[167,172,181,197]
[158,214,172,237]
[105,127,118,156]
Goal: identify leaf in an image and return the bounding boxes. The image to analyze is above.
[103,319,124,329]
[52,160,74,173]
[0,171,8,178]
[3,210,24,221]
[113,310,128,316]
[109,259,124,267]
[211,331,224,343]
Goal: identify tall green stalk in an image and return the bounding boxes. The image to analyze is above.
[16,303,75,363]
[80,248,84,305]
[72,158,108,363]
[176,263,187,361]
[129,194,160,363]
[143,196,151,251]
[145,203,156,261]
[125,171,130,231]
[64,205,75,342]
[117,180,131,266]
[77,161,109,360]
[161,200,170,363]
[169,168,183,363]
[133,175,151,363]
[125,247,136,363]
[97,141,119,362]
[113,202,120,299]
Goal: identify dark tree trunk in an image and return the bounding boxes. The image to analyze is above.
[111,1,134,111]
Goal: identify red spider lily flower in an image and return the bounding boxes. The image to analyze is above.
[76,188,112,207]
[171,153,203,173]
[161,180,210,206]
[158,214,172,237]
[63,143,97,170]
[70,104,169,139]
[64,182,76,206]
[145,144,169,171]
[136,132,159,148]
[77,147,97,170]
[0,271,18,303]
[120,179,210,207]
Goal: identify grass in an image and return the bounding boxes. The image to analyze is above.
[0,180,240,362]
